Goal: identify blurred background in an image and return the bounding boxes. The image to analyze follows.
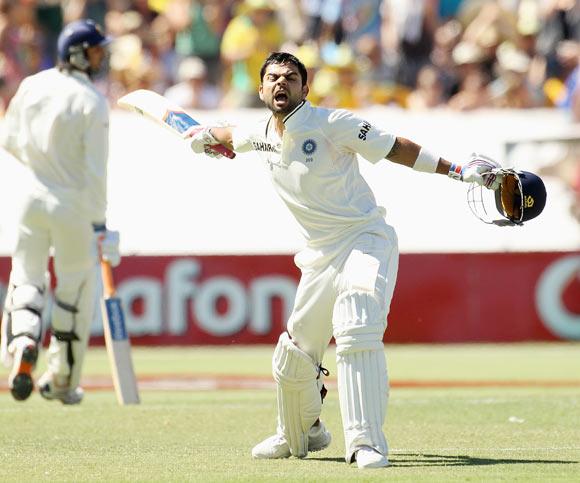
[0,0,579,116]
[0,0,578,346]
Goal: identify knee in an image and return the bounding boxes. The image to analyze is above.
[333,291,386,356]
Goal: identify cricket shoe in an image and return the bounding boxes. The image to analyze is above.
[7,337,38,401]
[354,446,389,469]
[37,372,84,405]
[251,421,332,459]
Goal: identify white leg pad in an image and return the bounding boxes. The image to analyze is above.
[272,332,322,458]
[6,284,44,341]
[333,290,389,463]
[46,271,95,390]
[337,348,389,462]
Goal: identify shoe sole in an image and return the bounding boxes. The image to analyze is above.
[10,345,38,401]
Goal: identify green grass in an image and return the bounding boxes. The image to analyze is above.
[1,343,579,482]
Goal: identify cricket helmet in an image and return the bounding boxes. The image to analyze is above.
[468,169,546,226]
[57,19,111,73]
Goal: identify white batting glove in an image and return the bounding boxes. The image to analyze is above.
[186,126,223,159]
[94,228,121,267]
[448,154,502,190]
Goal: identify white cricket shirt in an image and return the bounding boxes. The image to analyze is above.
[0,68,109,224]
[233,100,396,247]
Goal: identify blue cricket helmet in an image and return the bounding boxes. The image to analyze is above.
[468,168,547,226]
[494,170,547,224]
[57,19,111,72]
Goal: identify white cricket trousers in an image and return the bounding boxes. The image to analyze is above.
[8,192,96,389]
[287,224,399,461]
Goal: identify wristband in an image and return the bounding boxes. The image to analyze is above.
[413,148,440,173]
[448,163,463,181]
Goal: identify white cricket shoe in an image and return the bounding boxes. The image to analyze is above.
[37,372,84,405]
[355,446,389,469]
[7,336,38,401]
[251,421,332,459]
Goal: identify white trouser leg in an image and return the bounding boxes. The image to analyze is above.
[333,232,399,463]
[1,198,52,365]
[43,199,96,390]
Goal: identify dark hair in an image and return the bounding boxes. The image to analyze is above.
[260,52,308,86]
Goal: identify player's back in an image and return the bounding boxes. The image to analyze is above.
[1,67,108,195]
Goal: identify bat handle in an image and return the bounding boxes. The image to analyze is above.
[210,144,236,159]
[100,260,117,298]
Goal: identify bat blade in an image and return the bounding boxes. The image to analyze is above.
[117,89,235,159]
[100,262,140,405]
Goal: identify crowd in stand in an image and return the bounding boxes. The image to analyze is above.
[1,0,579,219]
[1,0,579,118]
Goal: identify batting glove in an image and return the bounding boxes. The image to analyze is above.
[186,126,223,159]
[448,153,502,190]
[93,226,121,267]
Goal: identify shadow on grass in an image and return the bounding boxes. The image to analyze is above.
[308,454,579,467]
[390,453,579,467]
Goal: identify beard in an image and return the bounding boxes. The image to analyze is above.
[264,93,303,115]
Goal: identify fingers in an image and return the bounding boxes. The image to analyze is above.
[482,170,502,190]
[203,145,223,158]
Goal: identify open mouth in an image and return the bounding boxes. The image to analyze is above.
[274,91,288,104]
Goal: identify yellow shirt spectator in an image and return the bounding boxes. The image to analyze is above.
[221,0,283,104]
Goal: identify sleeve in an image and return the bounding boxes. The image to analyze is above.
[325,109,396,164]
[0,80,26,159]
[84,96,109,225]
[231,123,259,153]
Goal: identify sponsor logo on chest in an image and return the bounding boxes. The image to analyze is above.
[252,141,278,153]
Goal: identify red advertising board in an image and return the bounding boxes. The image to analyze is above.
[0,252,578,344]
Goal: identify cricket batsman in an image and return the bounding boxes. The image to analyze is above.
[187,52,546,468]
[0,20,120,404]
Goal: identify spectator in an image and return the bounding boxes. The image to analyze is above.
[555,47,580,120]
[164,56,220,108]
[381,0,440,88]
[536,0,580,80]
[430,19,463,98]
[145,14,180,91]
[489,41,536,108]
[166,0,227,85]
[407,64,446,109]
[220,0,284,107]
[311,43,361,108]
[0,0,46,100]
[448,40,491,110]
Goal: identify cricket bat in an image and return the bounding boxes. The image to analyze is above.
[117,89,236,159]
[100,260,140,405]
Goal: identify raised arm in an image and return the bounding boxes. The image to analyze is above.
[386,136,501,190]
[386,137,451,175]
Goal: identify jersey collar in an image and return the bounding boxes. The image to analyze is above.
[283,100,311,131]
[69,69,92,85]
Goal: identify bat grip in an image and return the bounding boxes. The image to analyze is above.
[100,260,117,298]
[210,144,236,159]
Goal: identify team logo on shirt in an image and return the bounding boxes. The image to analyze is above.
[302,139,317,156]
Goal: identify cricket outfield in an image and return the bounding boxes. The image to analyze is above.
[0,343,579,481]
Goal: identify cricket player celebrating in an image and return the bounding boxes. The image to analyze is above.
[0,19,120,404]
[188,52,504,469]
